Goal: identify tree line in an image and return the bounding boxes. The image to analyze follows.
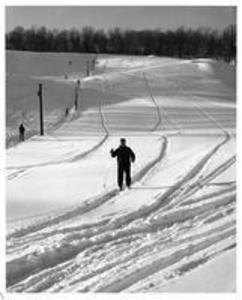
[6,25,236,62]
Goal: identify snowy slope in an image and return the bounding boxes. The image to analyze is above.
[145,248,236,292]
[6,55,236,292]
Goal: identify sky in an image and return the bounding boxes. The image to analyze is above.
[6,6,236,32]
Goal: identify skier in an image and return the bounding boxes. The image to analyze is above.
[65,107,69,116]
[19,123,25,142]
[110,138,136,190]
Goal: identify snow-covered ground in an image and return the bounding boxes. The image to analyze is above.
[6,54,236,292]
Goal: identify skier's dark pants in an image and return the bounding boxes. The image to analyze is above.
[118,164,131,189]
[19,133,24,142]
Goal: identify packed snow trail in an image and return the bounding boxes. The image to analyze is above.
[142,72,162,131]
[6,56,236,292]
[7,98,109,178]
[7,136,167,240]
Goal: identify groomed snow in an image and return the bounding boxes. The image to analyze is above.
[151,248,236,292]
[6,54,236,292]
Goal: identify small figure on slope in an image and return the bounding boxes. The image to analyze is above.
[19,123,25,142]
[110,138,136,191]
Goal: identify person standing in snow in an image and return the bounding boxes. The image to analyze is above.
[110,138,136,190]
[19,123,25,142]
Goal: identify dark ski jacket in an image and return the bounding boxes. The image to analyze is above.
[111,146,136,166]
[19,124,25,134]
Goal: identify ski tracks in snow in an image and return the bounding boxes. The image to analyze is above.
[6,59,236,292]
[7,96,109,180]
[7,133,235,291]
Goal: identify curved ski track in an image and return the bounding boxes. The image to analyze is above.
[7,62,236,292]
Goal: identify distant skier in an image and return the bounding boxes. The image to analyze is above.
[19,123,25,142]
[110,138,136,190]
[65,107,69,116]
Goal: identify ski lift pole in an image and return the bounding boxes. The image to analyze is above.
[37,83,44,135]
[74,79,81,110]
[86,61,90,77]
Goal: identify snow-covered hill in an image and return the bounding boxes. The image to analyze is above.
[6,55,236,292]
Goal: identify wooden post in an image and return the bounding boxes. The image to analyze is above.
[37,83,44,135]
[86,61,90,77]
[74,79,81,110]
